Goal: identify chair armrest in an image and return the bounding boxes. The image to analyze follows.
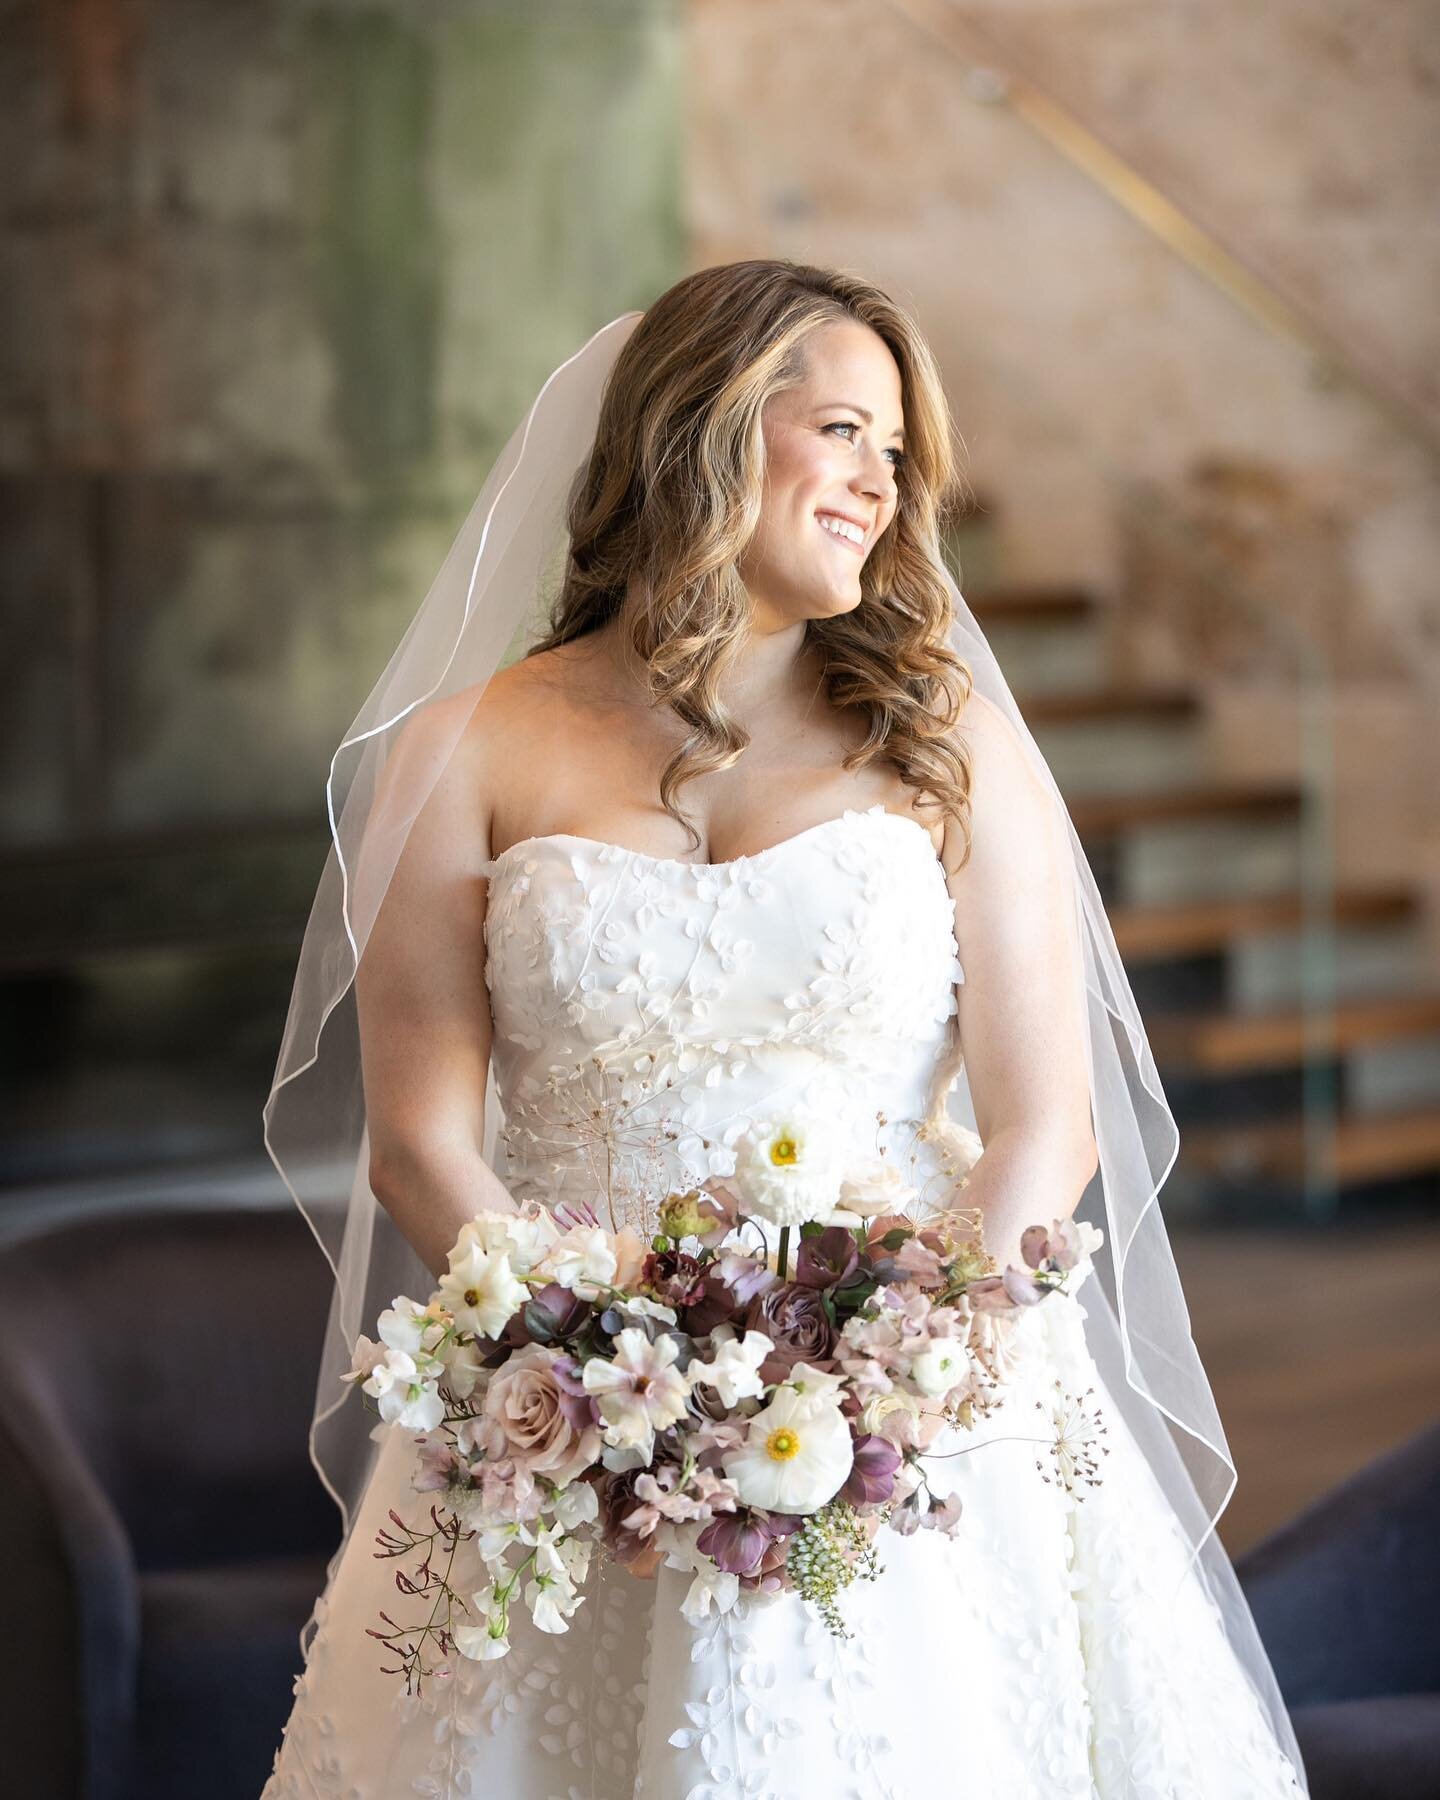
[0,1375,140,1800]
[1236,1420,1440,1706]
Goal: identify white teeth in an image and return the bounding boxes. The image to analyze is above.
[818,513,864,545]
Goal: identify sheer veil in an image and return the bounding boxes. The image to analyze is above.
[262,304,1305,1783]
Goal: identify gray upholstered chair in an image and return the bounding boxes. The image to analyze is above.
[1236,1416,1440,1799]
[0,1204,340,1800]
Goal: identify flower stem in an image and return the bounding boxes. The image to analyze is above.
[778,1225,791,1281]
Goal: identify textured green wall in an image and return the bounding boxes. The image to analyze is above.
[1,0,682,845]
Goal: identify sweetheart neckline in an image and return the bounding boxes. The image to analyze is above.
[488,802,945,877]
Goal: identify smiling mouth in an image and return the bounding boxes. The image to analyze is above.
[816,516,867,557]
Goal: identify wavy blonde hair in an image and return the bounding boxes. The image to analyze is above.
[529,259,976,865]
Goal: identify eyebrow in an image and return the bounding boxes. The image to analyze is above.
[818,401,905,442]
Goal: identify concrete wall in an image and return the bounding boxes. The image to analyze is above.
[0,0,681,846]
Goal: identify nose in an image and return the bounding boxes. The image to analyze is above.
[851,446,897,507]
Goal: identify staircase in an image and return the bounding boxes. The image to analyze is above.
[969,583,1440,1221]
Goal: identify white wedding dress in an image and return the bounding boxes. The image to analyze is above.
[263,803,1307,1799]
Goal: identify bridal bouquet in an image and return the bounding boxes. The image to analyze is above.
[345,1112,1106,1689]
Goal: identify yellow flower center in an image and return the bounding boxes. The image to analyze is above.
[463,1287,480,1306]
[765,1426,801,1461]
[769,1134,799,1167]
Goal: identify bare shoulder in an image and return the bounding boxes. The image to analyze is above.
[940,689,1062,883]
[391,639,598,778]
[466,639,607,751]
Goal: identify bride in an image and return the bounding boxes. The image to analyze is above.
[261,260,1309,1796]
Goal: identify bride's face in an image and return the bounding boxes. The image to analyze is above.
[738,318,906,632]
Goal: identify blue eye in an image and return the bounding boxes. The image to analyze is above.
[824,421,906,468]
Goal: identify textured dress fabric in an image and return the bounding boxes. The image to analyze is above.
[262,806,1306,1800]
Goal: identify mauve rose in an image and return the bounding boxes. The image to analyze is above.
[794,1226,860,1291]
[746,1281,833,1380]
[481,1345,600,1486]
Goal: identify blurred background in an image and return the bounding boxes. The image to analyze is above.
[2,2,1437,1794]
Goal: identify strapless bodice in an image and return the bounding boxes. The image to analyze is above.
[480,804,970,1234]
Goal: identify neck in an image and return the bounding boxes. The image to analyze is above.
[602,590,818,721]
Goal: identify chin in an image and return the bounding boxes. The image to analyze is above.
[810,585,863,621]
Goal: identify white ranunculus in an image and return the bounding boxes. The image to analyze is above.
[906,1339,968,1400]
[732,1112,844,1231]
[538,1225,619,1298]
[437,1244,528,1341]
[692,1327,774,1408]
[723,1384,854,1515]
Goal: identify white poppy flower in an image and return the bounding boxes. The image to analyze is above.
[733,1112,843,1230]
[723,1384,854,1515]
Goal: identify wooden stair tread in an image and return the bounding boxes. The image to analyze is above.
[1151,992,1440,1073]
[1184,1105,1440,1185]
[1022,684,1200,725]
[1112,885,1418,962]
[1071,781,1301,836]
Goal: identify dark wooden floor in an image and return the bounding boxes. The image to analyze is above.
[1168,1213,1440,1556]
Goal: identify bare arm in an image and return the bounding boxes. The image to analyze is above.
[942,690,1100,1272]
[355,693,516,1282]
